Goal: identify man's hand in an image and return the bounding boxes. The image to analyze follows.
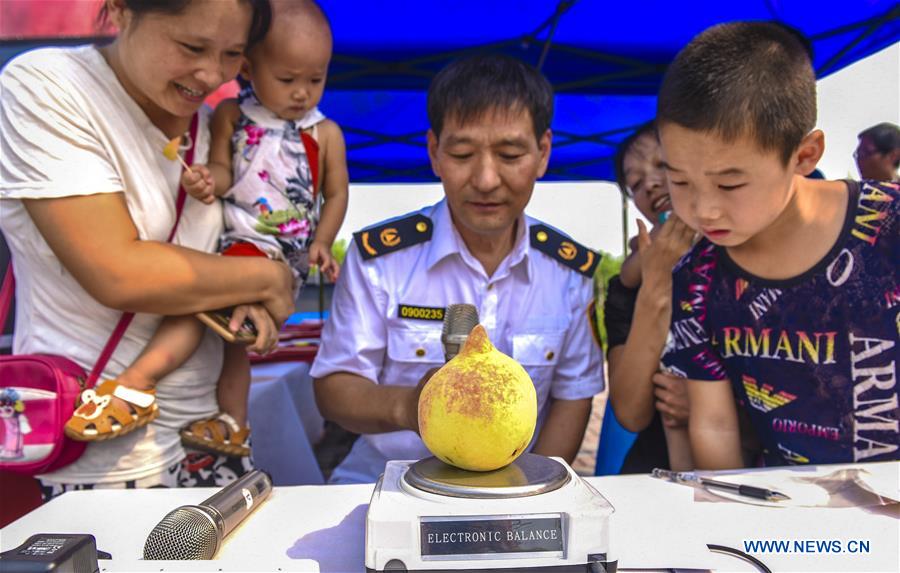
[400,367,440,433]
[309,241,340,282]
[182,165,216,204]
[652,371,690,428]
[531,397,592,463]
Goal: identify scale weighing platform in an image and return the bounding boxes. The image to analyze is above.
[365,454,616,572]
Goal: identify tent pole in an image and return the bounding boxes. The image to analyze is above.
[817,5,899,76]
[537,0,576,70]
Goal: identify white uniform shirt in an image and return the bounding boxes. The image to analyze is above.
[0,47,224,483]
[310,199,604,483]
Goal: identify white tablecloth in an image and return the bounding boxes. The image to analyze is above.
[249,362,324,486]
[1,463,897,572]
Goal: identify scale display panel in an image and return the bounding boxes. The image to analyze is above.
[420,513,564,559]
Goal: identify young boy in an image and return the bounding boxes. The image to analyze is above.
[655,22,898,469]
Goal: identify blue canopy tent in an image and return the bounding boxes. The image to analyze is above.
[1,1,897,182]
[318,0,899,182]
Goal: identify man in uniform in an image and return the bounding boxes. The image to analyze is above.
[310,54,604,483]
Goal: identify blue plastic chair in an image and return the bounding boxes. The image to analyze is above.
[594,400,638,476]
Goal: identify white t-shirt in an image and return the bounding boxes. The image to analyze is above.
[0,46,225,484]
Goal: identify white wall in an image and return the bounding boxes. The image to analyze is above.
[339,43,899,257]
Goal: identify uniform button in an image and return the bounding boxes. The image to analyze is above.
[415,348,426,357]
[545,351,555,361]
[487,283,494,291]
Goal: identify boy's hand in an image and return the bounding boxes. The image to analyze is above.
[182,165,216,204]
[309,241,340,282]
[652,372,690,428]
[636,215,695,296]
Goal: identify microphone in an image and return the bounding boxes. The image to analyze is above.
[441,303,479,361]
[142,469,272,560]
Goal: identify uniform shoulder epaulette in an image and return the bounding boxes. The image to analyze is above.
[353,213,433,260]
[530,223,600,278]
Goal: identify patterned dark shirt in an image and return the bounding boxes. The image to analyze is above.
[662,180,899,466]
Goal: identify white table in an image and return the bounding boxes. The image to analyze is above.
[2,463,897,572]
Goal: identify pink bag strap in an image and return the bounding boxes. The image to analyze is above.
[2,112,200,387]
[0,263,13,330]
[87,112,200,386]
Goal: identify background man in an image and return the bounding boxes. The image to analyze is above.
[855,122,900,181]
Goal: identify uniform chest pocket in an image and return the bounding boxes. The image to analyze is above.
[512,332,565,367]
[387,327,444,364]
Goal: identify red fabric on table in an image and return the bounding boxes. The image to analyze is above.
[0,470,41,527]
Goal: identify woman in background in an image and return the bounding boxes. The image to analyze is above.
[604,121,695,472]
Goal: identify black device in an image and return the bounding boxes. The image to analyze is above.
[196,310,258,344]
[142,469,272,560]
[0,533,108,572]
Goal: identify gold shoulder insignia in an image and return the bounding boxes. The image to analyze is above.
[530,224,600,278]
[353,214,433,260]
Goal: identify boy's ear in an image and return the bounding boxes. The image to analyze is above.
[794,129,825,176]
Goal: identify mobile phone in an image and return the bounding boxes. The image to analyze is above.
[196,311,258,344]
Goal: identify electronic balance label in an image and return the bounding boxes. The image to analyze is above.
[420,513,564,559]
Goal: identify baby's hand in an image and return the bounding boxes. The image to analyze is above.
[309,241,340,282]
[182,165,216,204]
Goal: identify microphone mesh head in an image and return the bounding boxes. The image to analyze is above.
[442,304,479,339]
[442,304,479,360]
[143,506,219,560]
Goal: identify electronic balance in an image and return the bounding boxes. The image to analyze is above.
[365,454,616,572]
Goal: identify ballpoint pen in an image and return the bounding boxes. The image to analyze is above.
[651,468,791,502]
